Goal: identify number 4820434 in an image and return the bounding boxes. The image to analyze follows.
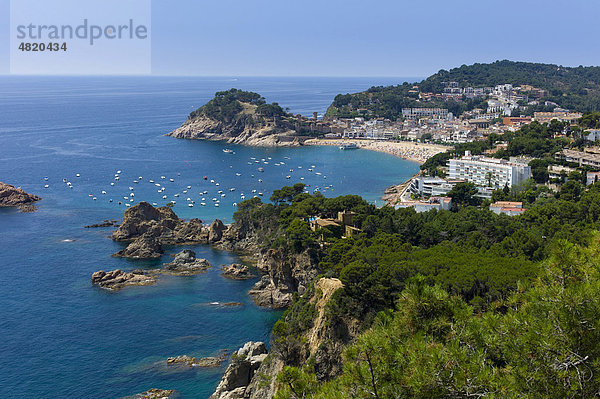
[18,42,67,52]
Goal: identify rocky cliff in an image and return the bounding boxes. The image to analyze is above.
[249,248,319,309]
[167,89,309,147]
[168,115,303,147]
[209,342,271,399]
[0,182,41,208]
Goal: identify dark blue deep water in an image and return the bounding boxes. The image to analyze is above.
[0,76,419,398]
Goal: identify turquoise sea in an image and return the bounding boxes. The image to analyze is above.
[0,76,420,398]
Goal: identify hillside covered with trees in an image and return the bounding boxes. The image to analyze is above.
[326,60,600,120]
[226,174,600,397]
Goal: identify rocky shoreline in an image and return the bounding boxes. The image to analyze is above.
[92,249,213,290]
[92,201,325,397]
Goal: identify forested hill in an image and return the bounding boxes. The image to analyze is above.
[326,60,600,119]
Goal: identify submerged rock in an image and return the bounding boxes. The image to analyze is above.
[166,354,224,368]
[209,342,268,399]
[91,269,156,290]
[221,264,255,280]
[0,182,40,207]
[120,388,178,399]
[162,249,211,275]
[112,233,164,259]
[85,220,119,228]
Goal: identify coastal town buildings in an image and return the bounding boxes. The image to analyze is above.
[587,171,600,186]
[489,201,526,216]
[395,197,452,212]
[557,149,600,168]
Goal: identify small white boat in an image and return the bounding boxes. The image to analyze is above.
[187,186,191,189]
[44,184,49,188]
[170,178,174,182]
[76,174,81,177]
[110,182,115,186]
[188,204,194,207]
[174,194,179,197]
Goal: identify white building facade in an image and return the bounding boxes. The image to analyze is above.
[448,152,531,189]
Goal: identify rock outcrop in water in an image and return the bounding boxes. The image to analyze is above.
[209,342,269,399]
[111,202,218,249]
[221,264,255,280]
[91,269,157,290]
[167,89,323,147]
[0,182,41,209]
[162,249,212,275]
[112,233,164,259]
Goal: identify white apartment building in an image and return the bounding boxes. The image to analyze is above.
[448,151,531,189]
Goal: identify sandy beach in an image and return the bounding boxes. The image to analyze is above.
[305,138,450,164]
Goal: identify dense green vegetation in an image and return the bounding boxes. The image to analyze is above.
[326,61,600,120]
[189,88,287,123]
[275,235,600,398]
[231,175,600,397]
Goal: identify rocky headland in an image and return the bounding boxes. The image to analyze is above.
[167,89,317,147]
[0,182,41,210]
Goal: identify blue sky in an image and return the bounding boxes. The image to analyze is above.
[1,0,599,76]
